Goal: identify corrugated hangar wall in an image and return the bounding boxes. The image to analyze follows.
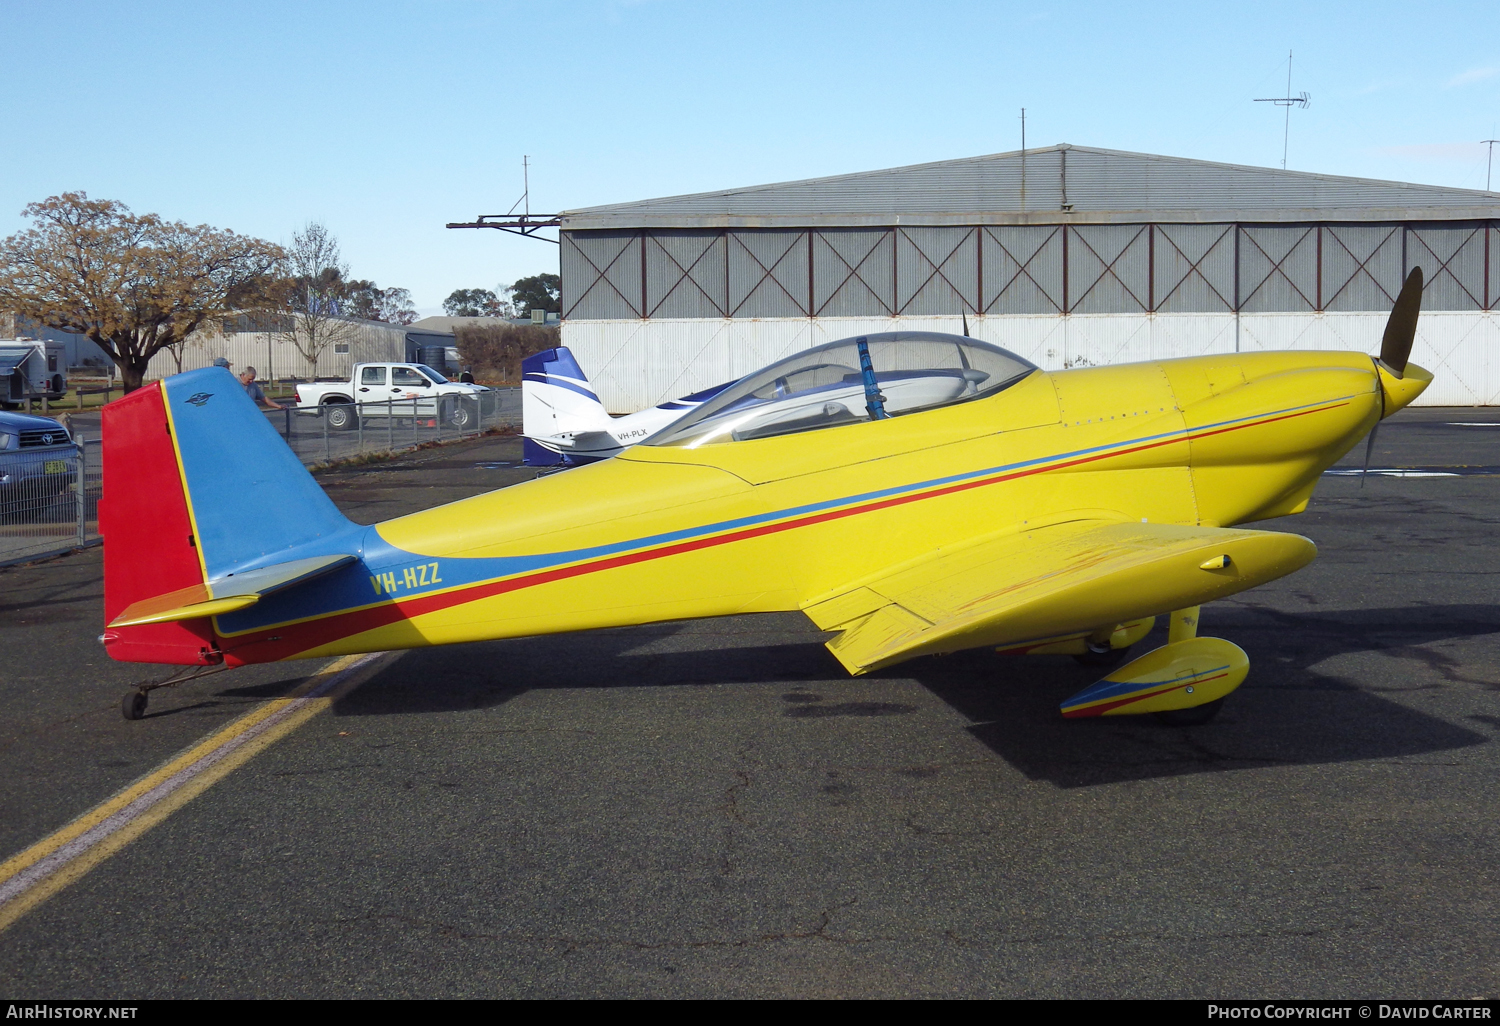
[556,147,1500,412]
[562,222,1500,411]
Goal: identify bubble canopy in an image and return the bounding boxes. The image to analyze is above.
[644,331,1037,449]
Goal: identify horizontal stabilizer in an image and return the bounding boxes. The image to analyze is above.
[108,554,356,628]
[554,430,616,451]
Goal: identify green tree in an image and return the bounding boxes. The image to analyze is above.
[508,273,560,316]
[346,280,417,324]
[0,192,282,392]
[443,288,507,317]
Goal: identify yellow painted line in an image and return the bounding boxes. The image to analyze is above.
[0,650,401,934]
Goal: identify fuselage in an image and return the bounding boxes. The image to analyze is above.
[210,350,1412,666]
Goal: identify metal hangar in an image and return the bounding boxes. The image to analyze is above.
[559,145,1500,411]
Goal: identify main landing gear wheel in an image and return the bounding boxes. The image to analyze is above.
[122,690,148,720]
[1073,644,1131,668]
[1154,697,1225,727]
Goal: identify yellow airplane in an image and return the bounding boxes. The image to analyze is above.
[100,270,1431,723]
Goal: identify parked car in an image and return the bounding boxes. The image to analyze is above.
[0,410,76,520]
[294,362,490,430]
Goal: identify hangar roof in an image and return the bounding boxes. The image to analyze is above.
[561,144,1500,230]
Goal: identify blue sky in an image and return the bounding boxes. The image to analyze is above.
[2,0,1497,314]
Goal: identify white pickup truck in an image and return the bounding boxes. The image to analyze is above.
[294,362,489,430]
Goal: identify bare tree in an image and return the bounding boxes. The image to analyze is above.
[0,193,282,392]
[270,222,362,379]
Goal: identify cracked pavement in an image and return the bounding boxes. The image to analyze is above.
[0,415,1497,997]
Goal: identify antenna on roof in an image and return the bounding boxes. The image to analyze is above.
[1019,108,1027,214]
[448,157,561,242]
[506,156,532,218]
[1254,50,1311,169]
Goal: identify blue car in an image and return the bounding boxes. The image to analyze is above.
[0,409,77,520]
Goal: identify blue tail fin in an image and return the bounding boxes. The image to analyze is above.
[522,346,589,386]
[161,368,355,578]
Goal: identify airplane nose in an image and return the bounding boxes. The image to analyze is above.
[1376,361,1433,419]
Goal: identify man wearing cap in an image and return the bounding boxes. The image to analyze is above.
[241,367,284,410]
[213,356,283,410]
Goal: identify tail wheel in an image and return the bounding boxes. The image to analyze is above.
[324,401,356,430]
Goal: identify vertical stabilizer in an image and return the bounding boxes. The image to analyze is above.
[522,347,613,465]
[102,368,357,664]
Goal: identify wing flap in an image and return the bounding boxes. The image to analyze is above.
[804,586,895,631]
[108,554,356,628]
[808,520,1314,674]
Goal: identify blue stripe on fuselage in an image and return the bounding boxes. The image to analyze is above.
[215,394,1355,635]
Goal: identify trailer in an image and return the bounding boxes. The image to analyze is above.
[0,339,68,407]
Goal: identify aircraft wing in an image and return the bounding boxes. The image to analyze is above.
[802,519,1315,675]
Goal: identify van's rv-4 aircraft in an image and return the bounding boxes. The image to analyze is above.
[102,270,1431,723]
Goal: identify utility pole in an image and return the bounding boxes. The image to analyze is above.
[1255,50,1311,169]
[1484,139,1500,191]
[1019,108,1027,214]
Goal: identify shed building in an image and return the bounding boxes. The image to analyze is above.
[144,318,456,382]
[559,144,1500,411]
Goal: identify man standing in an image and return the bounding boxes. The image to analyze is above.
[238,366,285,410]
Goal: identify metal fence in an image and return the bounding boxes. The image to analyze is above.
[0,437,101,567]
[0,388,520,568]
[270,387,520,467]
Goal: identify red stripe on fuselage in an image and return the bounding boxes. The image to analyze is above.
[220,401,1350,663]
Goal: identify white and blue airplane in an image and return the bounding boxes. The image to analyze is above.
[520,347,731,466]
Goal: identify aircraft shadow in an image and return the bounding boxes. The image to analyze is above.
[319,604,1495,787]
[913,603,1497,788]
[329,620,838,718]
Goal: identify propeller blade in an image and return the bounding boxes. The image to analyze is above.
[961,312,970,337]
[1379,267,1424,377]
[1361,422,1378,489]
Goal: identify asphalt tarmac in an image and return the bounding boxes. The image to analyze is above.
[1,409,1497,998]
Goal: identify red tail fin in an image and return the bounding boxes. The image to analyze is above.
[100,383,221,665]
